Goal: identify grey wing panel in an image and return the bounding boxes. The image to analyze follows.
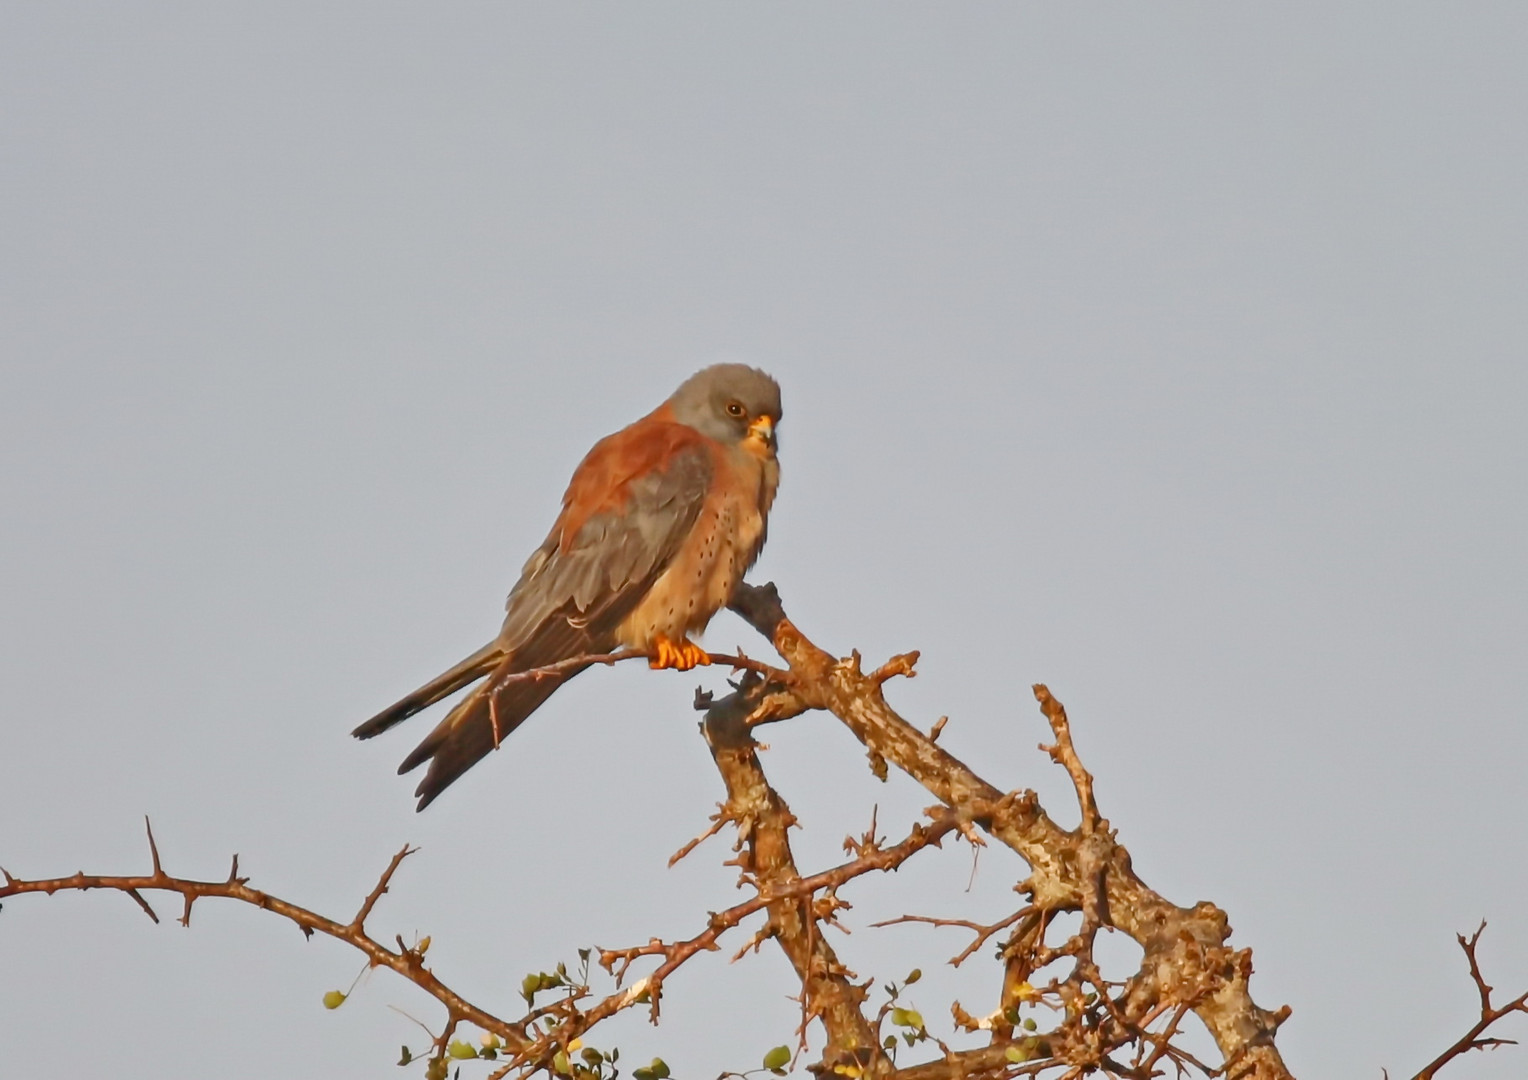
[497,447,712,651]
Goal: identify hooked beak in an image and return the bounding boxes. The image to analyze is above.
[747,414,776,452]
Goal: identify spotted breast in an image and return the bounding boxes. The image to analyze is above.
[616,436,778,649]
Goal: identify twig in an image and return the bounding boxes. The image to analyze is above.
[667,812,731,868]
[1409,923,1528,1080]
[350,844,418,931]
[871,907,1033,967]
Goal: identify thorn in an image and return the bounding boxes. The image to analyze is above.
[126,888,160,924]
[144,816,163,877]
[930,716,948,742]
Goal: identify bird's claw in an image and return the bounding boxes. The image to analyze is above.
[650,636,712,671]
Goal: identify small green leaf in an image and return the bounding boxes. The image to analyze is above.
[322,990,347,1010]
[522,974,541,1002]
[398,1046,413,1066]
[649,1057,671,1079]
[763,1045,791,1071]
[633,1069,655,1080]
[553,1050,571,1075]
[447,1040,477,1060]
[1004,1045,1029,1064]
[425,1059,448,1080]
[1022,1017,1037,1032]
[890,1008,923,1029]
[582,1048,604,1067]
[904,968,922,985]
[882,1036,896,1051]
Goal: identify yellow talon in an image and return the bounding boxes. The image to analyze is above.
[649,636,712,671]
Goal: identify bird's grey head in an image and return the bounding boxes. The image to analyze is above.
[667,364,782,452]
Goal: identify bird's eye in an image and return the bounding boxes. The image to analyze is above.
[725,401,746,418]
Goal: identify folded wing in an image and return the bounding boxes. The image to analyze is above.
[358,424,716,810]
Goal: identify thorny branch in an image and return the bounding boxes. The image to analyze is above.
[3,582,1523,1080]
[725,581,1295,1080]
[0,818,530,1070]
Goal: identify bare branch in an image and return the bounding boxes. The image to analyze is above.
[1408,923,1528,1080]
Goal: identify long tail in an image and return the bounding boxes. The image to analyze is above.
[395,653,591,811]
[351,641,505,741]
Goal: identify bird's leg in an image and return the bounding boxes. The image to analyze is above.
[649,635,713,671]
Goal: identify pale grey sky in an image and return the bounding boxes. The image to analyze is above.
[3,5,1526,1078]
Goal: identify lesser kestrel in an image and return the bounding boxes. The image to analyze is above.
[353,364,782,809]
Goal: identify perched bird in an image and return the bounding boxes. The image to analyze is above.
[353,364,782,810]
